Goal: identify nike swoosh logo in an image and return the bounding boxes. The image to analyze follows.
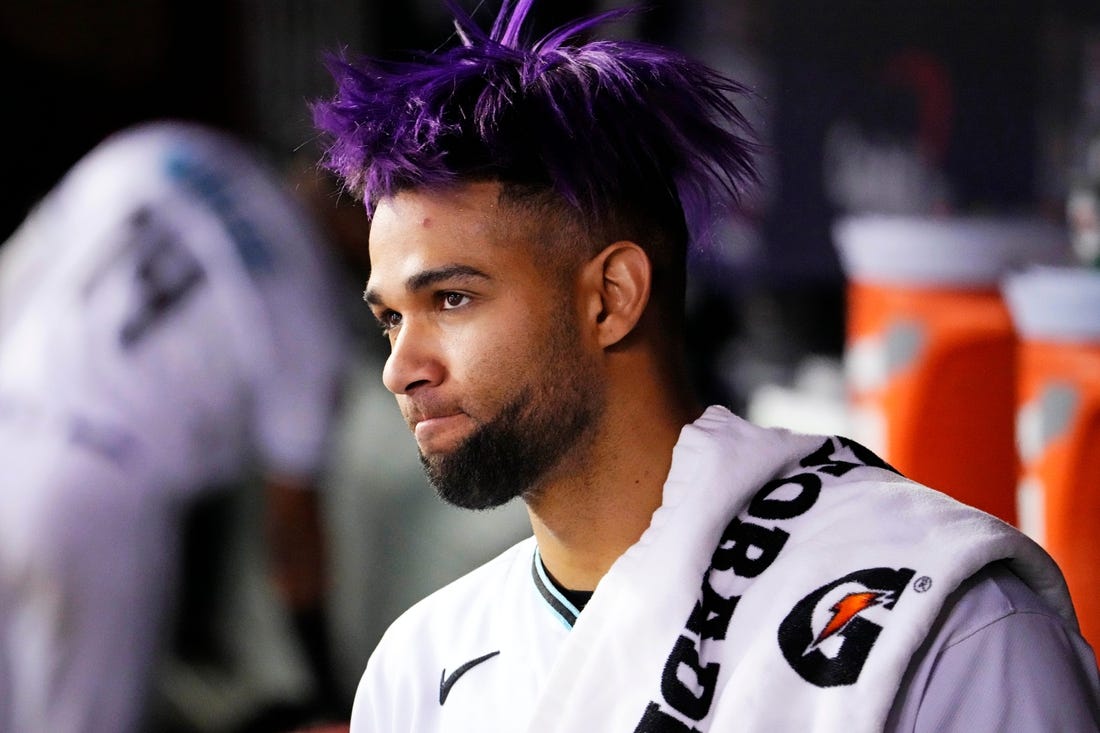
[439,651,501,705]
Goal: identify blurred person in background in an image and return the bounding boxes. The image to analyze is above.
[313,1,1100,731]
[0,121,349,733]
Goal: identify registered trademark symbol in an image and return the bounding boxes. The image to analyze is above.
[913,576,932,593]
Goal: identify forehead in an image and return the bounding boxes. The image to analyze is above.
[370,182,508,249]
[367,183,543,289]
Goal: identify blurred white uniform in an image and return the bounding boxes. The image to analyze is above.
[0,123,347,733]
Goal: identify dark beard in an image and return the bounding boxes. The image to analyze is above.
[420,377,598,510]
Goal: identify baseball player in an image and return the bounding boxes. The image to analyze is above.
[313,1,1100,731]
[0,121,348,732]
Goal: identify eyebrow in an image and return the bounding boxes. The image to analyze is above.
[363,264,492,306]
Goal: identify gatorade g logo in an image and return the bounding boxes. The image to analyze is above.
[778,567,916,687]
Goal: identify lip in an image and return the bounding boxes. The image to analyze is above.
[413,412,470,449]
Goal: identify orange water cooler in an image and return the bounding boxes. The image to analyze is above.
[835,216,1070,524]
[1005,266,1100,651]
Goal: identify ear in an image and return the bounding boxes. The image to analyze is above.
[580,241,652,349]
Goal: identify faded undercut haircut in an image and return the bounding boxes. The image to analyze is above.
[312,0,758,319]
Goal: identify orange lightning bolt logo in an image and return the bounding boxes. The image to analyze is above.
[782,568,918,684]
[810,591,888,650]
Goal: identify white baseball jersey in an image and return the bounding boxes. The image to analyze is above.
[0,121,347,492]
[352,409,1100,732]
[0,122,349,733]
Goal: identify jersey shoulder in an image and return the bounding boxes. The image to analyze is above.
[888,561,1100,731]
[375,535,536,656]
[352,536,538,731]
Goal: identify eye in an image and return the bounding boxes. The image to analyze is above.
[441,292,470,310]
[376,309,402,334]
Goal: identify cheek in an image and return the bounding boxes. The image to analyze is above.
[460,326,534,383]
[449,315,547,397]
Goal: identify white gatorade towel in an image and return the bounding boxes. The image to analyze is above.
[526,406,1074,732]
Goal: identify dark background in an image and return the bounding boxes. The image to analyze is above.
[6,1,1100,380]
[6,0,1099,232]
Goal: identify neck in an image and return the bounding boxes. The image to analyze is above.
[525,364,701,591]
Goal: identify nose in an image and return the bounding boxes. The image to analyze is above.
[381,320,443,395]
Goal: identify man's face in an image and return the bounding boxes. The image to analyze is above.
[365,183,603,509]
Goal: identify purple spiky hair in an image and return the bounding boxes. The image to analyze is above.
[312,0,758,244]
